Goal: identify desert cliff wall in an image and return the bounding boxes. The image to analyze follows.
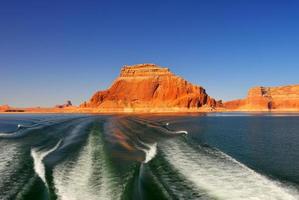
[224,85,299,111]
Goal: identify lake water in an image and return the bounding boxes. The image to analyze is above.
[0,113,299,200]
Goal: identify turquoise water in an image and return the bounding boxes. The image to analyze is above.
[0,113,298,200]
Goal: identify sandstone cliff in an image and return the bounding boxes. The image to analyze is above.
[81,64,221,112]
[0,105,10,111]
[224,85,299,111]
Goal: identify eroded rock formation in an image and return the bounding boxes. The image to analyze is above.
[224,85,299,111]
[55,100,73,108]
[81,64,221,112]
[0,105,10,112]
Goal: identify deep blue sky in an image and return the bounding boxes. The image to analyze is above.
[1,0,299,107]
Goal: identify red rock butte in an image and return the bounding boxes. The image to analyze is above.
[224,85,299,111]
[81,63,222,112]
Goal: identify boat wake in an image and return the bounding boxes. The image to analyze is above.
[31,140,62,187]
[160,138,299,200]
[130,117,188,136]
[1,115,299,200]
[53,127,124,200]
[135,140,157,163]
[0,117,77,138]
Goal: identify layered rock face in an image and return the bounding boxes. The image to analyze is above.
[224,85,299,111]
[0,105,10,111]
[81,64,221,112]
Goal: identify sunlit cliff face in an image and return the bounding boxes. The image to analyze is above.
[81,64,221,112]
[224,85,299,111]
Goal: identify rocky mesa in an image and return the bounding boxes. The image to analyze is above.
[224,84,299,111]
[80,63,222,112]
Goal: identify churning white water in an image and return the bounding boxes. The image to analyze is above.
[0,143,20,188]
[31,140,62,187]
[136,141,158,163]
[53,130,121,200]
[161,138,299,200]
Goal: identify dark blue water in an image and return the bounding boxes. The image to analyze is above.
[0,113,299,200]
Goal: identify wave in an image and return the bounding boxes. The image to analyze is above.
[0,142,22,196]
[0,117,83,138]
[0,123,52,138]
[3,115,298,199]
[59,119,94,149]
[31,140,62,187]
[160,138,299,200]
[135,140,157,163]
[0,141,38,199]
[165,122,188,135]
[130,118,188,136]
[0,143,19,176]
[53,128,123,200]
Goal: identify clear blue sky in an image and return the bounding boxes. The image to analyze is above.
[1,0,299,107]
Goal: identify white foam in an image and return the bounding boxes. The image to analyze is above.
[0,123,45,138]
[0,131,25,138]
[174,130,188,135]
[53,131,119,200]
[0,143,19,185]
[59,120,92,149]
[0,118,78,138]
[163,122,188,135]
[161,139,299,200]
[142,142,157,163]
[135,140,157,163]
[31,140,62,187]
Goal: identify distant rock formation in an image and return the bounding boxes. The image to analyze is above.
[81,64,221,112]
[55,100,73,108]
[0,105,10,111]
[0,105,25,112]
[224,85,299,111]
